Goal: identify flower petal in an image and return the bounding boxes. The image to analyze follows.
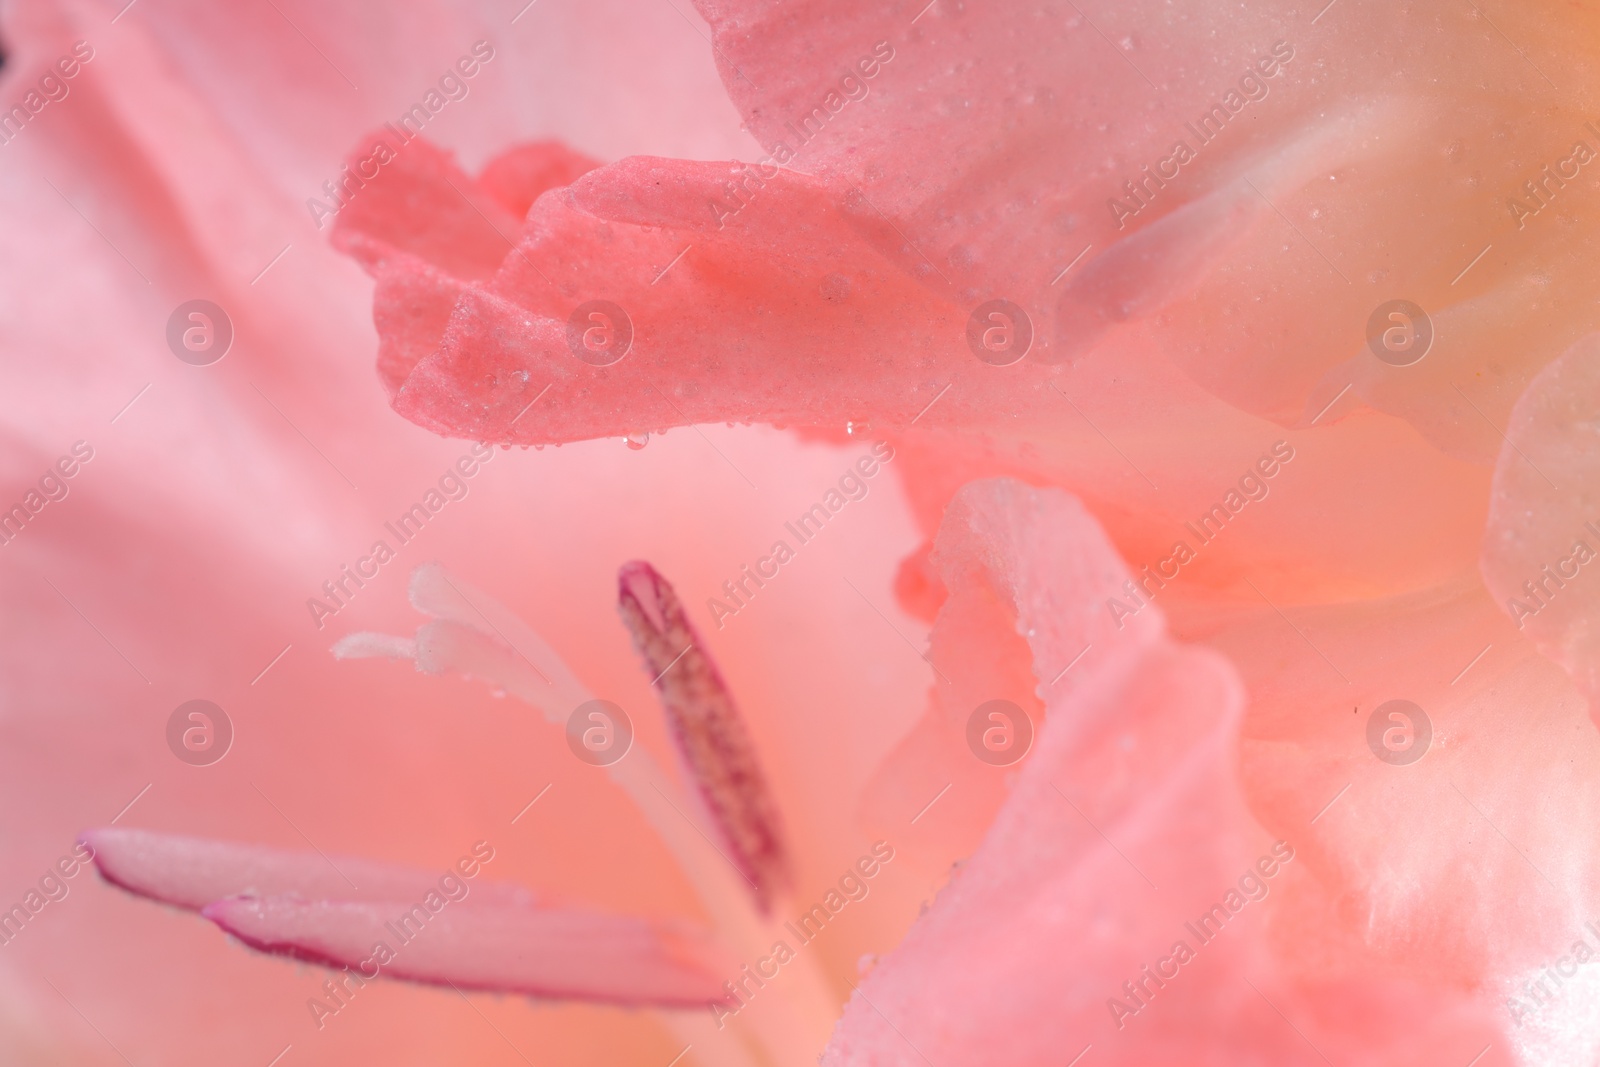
[381,154,991,444]
[831,479,1506,1063]
[695,0,1599,442]
[834,479,1263,1062]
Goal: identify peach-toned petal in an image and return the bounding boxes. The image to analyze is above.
[1171,564,1600,1064]
[837,479,1510,1064]
[834,479,1263,1062]
[695,0,1598,441]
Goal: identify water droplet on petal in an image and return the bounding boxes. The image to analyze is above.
[625,432,650,450]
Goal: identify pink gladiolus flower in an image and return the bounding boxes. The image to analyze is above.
[4,0,1600,1063]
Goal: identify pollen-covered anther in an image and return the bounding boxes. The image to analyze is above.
[618,561,793,914]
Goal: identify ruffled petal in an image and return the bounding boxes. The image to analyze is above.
[832,479,1507,1064]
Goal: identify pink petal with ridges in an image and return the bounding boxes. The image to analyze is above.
[331,136,600,396]
[391,156,1009,444]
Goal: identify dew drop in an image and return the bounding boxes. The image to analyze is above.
[625,432,650,450]
[846,420,872,436]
